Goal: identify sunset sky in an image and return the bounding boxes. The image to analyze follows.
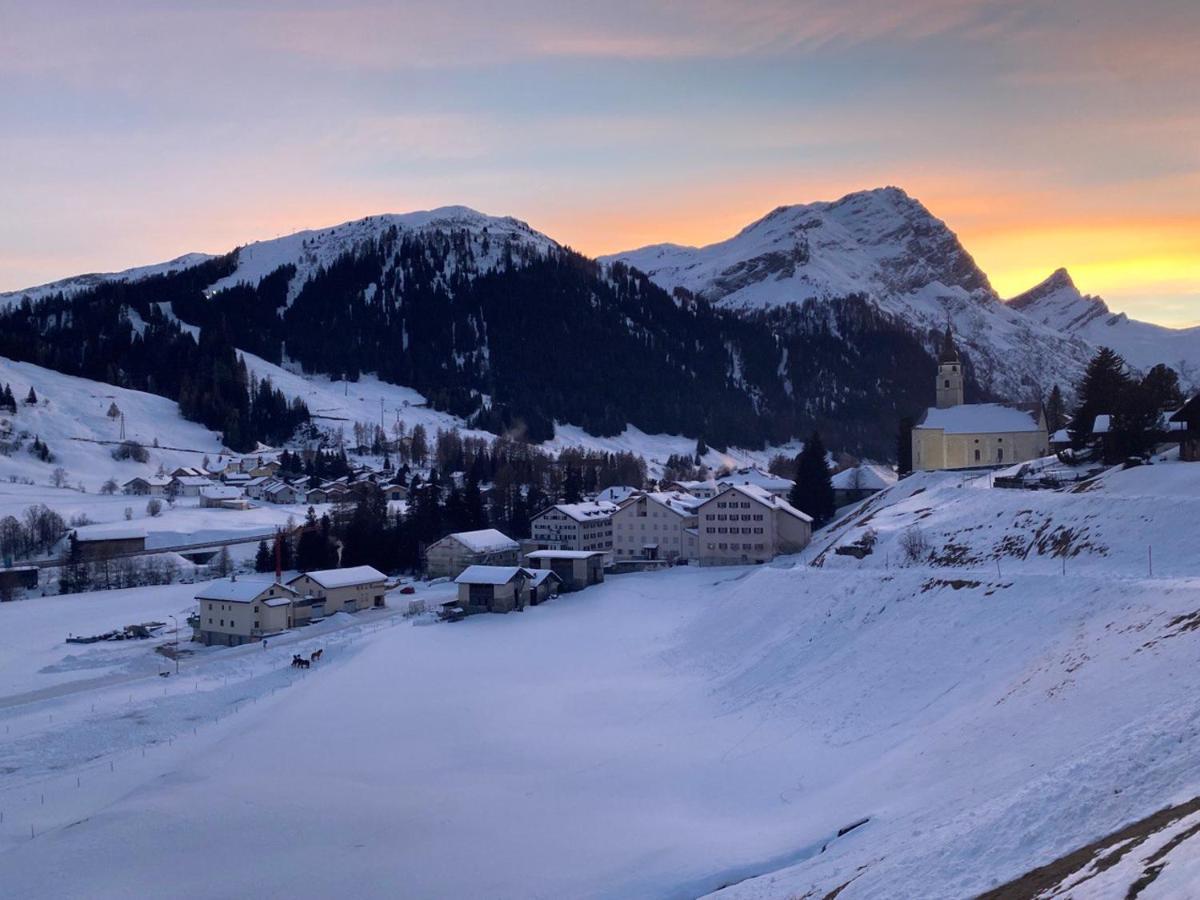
[2,0,1197,325]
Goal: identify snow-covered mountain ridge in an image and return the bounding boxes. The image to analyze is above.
[0,206,556,309]
[607,187,1197,395]
[1008,267,1200,385]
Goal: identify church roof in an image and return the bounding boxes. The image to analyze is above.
[916,403,1043,435]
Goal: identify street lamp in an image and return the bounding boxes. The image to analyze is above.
[168,614,179,674]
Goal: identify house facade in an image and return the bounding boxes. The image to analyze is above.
[912,327,1049,471]
[286,565,387,615]
[194,578,297,646]
[122,476,170,496]
[425,529,520,578]
[529,501,617,554]
[611,491,701,562]
[695,484,812,566]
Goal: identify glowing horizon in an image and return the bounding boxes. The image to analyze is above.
[2,1,1197,327]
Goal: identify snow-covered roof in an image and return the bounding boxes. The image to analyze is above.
[172,475,211,486]
[445,528,519,553]
[454,565,532,585]
[916,403,1043,435]
[291,565,387,589]
[196,579,296,603]
[200,485,242,499]
[1050,428,1071,443]
[717,467,794,492]
[595,486,640,504]
[123,475,171,487]
[671,478,719,493]
[706,483,813,523]
[830,463,897,492]
[547,501,618,522]
[1092,414,1112,435]
[627,491,705,517]
[526,550,607,560]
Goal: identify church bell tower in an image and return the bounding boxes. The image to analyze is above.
[936,324,964,409]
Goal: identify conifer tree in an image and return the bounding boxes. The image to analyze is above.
[25,386,37,405]
[254,539,272,573]
[1045,385,1067,433]
[789,431,835,527]
[1070,347,1130,446]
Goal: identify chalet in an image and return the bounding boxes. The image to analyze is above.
[912,327,1048,471]
[382,483,408,502]
[170,474,212,497]
[248,461,281,478]
[1171,395,1200,461]
[452,565,535,614]
[695,484,812,567]
[171,466,212,479]
[243,476,271,499]
[716,467,794,497]
[194,577,297,646]
[122,476,170,496]
[831,463,897,507]
[262,481,303,505]
[524,550,606,591]
[199,484,245,509]
[529,501,617,554]
[305,486,330,505]
[221,472,252,487]
[286,565,387,616]
[425,529,520,578]
[611,491,702,562]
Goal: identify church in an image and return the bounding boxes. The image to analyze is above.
[912,327,1049,471]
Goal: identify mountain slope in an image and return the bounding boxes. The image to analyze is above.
[0,207,949,455]
[1008,268,1200,386]
[607,188,1104,400]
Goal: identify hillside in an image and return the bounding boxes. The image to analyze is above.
[0,356,224,491]
[1008,268,1200,387]
[2,457,1198,897]
[0,209,945,456]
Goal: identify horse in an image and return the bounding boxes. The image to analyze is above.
[291,654,310,669]
[311,648,323,662]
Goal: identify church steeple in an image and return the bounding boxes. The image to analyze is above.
[936,324,964,408]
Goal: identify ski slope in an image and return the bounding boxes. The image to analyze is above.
[2,457,1198,897]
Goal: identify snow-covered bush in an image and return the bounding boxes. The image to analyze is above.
[899,526,930,564]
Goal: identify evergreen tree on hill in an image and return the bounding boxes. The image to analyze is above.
[1045,385,1067,434]
[254,539,272,573]
[789,431,835,527]
[1070,347,1131,447]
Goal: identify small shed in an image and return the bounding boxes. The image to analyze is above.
[453,565,534,613]
[524,550,606,592]
[525,569,562,606]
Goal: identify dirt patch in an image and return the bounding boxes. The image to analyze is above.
[920,578,982,593]
[976,795,1200,899]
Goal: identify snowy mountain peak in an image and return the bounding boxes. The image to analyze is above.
[1008,269,1200,384]
[205,206,558,297]
[605,186,993,312]
[0,252,217,307]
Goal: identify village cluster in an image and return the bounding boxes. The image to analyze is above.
[3,334,1199,657]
